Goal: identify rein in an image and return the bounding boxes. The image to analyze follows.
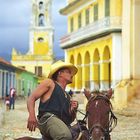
[109,109,117,133]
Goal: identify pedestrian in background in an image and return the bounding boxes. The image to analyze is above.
[69,89,74,97]
[9,87,16,110]
[5,94,10,111]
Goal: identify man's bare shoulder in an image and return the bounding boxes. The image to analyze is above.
[40,78,54,87]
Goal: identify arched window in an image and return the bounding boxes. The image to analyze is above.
[38,37,44,42]
[38,14,44,26]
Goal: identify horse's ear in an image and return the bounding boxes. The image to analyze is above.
[84,88,91,100]
[106,88,113,99]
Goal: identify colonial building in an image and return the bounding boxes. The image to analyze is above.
[60,0,140,109]
[11,0,54,82]
[0,58,38,99]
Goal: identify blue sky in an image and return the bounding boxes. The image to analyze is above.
[0,0,67,61]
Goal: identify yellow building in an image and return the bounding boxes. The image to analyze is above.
[11,0,54,83]
[60,0,140,109]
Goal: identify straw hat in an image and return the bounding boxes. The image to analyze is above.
[48,60,78,78]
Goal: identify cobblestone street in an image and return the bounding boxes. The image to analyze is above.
[0,98,41,140]
[111,93,140,140]
[0,94,140,140]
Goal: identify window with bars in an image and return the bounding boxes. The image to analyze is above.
[35,66,42,77]
[105,0,110,17]
[94,4,98,21]
[78,13,82,28]
[70,18,74,32]
[38,14,45,26]
[85,9,90,25]
[38,37,44,42]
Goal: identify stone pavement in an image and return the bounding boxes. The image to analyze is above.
[0,98,41,140]
[0,93,140,140]
[111,93,140,140]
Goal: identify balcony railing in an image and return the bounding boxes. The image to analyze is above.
[12,54,52,61]
[60,16,122,48]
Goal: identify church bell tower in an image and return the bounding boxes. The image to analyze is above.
[29,0,54,56]
[11,0,54,82]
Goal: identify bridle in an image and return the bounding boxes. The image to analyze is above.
[78,94,117,140]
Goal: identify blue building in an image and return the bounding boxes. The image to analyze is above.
[0,58,38,99]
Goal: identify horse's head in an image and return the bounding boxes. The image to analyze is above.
[84,88,116,140]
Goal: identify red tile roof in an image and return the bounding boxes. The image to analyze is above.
[0,57,11,65]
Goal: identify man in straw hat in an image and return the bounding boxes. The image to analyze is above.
[27,60,78,140]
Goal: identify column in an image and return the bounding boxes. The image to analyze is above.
[133,0,140,79]
[99,60,110,90]
[112,33,122,87]
[29,31,34,54]
[92,59,100,91]
[114,0,131,109]
[74,62,79,91]
[122,0,131,79]
[82,63,86,89]
[11,72,14,88]
[90,62,94,91]
[0,70,2,98]
[99,60,104,90]
[4,71,7,97]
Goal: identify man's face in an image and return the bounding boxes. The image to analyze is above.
[60,68,73,84]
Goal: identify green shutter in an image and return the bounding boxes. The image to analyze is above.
[78,13,82,28]
[70,18,74,32]
[94,4,98,21]
[105,0,110,17]
[85,9,89,25]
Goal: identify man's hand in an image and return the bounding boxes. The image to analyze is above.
[69,100,78,121]
[27,115,38,132]
[70,100,78,112]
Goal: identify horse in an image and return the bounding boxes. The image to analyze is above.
[78,88,117,140]
[15,89,117,140]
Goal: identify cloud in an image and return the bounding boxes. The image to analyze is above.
[0,0,31,27]
[0,26,29,51]
[0,0,67,61]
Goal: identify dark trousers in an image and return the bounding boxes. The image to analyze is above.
[9,97,15,109]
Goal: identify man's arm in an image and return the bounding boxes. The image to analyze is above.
[27,94,37,131]
[27,79,52,131]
